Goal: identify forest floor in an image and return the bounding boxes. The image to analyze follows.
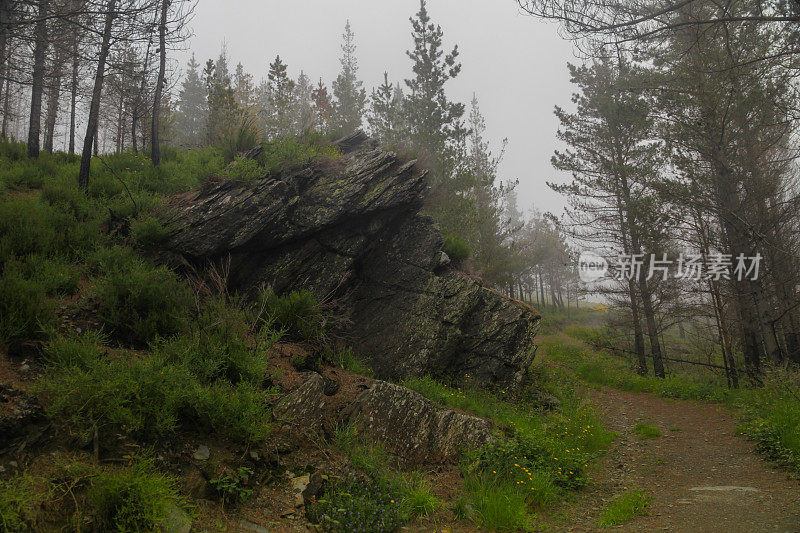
[538,341,800,531]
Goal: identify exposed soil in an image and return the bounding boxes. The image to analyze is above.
[543,385,800,532]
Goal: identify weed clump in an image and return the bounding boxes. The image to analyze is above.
[258,287,325,343]
[598,489,651,527]
[633,423,662,439]
[87,457,185,532]
[209,467,254,506]
[307,474,405,533]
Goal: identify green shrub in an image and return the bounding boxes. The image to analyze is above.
[0,475,45,531]
[258,287,325,342]
[22,254,82,296]
[307,475,405,533]
[399,472,439,517]
[0,140,28,162]
[39,350,273,443]
[0,263,54,343]
[0,196,97,261]
[41,177,99,222]
[218,117,262,163]
[220,156,264,182]
[598,489,651,527]
[190,381,273,442]
[443,234,470,262]
[209,467,254,506]
[130,215,170,250]
[155,296,278,385]
[43,331,107,369]
[39,354,194,440]
[88,457,185,533]
[90,251,192,345]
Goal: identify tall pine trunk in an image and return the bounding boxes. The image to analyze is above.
[27,0,49,158]
[0,0,10,119]
[68,33,79,153]
[151,0,168,165]
[44,51,65,153]
[78,0,116,188]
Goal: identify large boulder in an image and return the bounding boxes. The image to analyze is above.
[162,132,540,391]
[273,374,492,465]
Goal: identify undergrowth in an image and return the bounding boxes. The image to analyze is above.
[403,369,614,530]
[311,423,440,532]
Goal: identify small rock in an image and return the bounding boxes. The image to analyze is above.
[291,474,310,507]
[302,472,327,503]
[192,444,210,461]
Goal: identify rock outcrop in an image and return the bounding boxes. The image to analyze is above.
[273,373,492,465]
[162,132,540,391]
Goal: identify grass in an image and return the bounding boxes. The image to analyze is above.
[329,423,441,527]
[325,345,372,375]
[598,489,651,527]
[403,371,615,530]
[460,474,532,531]
[633,423,662,439]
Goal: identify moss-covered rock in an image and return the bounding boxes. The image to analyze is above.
[162,132,540,392]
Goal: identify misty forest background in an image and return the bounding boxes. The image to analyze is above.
[3,0,800,390]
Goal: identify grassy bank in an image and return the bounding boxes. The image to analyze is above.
[403,367,615,530]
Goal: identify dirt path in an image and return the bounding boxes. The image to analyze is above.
[544,386,800,532]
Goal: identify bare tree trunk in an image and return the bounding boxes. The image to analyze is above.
[44,50,65,153]
[0,0,10,117]
[68,50,78,153]
[151,0,168,165]
[27,0,49,158]
[78,0,116,188]
[2,72,10,138]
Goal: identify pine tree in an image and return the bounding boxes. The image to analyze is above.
[265,55,295,138]
[331,20,366,134]
[234,62,256,117]
[311,78,333,132]
[368,72,403,144]
[403,0,465,157]
[293,71,314,133]
[175,54,208,147]
[206,48,238,143]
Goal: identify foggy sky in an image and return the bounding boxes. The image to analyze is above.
[176,0,577,215]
